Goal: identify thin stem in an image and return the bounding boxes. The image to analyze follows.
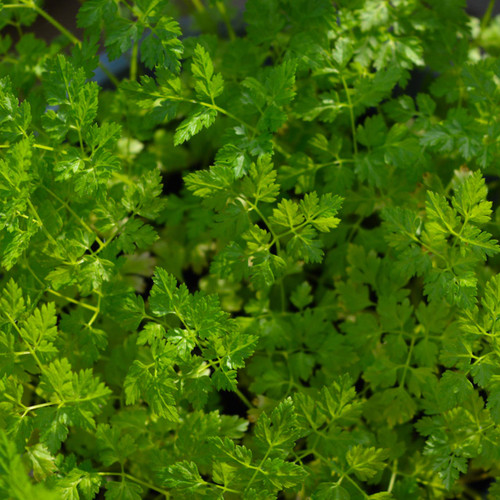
[112,171,136,187]
[48,288,98,312]
[388,459,398,493]
[124,88,289,158]
[130,40,139,81]
[5,311,45,374]
[40,185,104,246]
[240,197,280,248]
[77,126,85,153]
[33,143,55,151]
[27,1,80,45]
[98,63,121,87]
[215,1,236,41]
[399,336,416,388]
[239,196,288,310]
[21,401,57,418]
[480,0,496,32]
[343,475,369,499]
[97,472,171,498]
[279,158,354,182]
[341,75,358,155]
[246,446,272,492]
[234,388,252,409]
[87,294,101,328]
[17,1,119,87]
[24,261,99,312]
[191,0,205,12]
[27,198,59,248]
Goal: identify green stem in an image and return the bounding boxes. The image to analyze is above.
[246,446,272,492]
[341,75,358,155]
[480,0,496,32]
[21,401,57,418]
[125,88,290,158]
[98,63,121,87]
[112,171,136,187]
[343,474,369,498]
[48,290,99,312]
[27,1,80,45]
[27,198,59,248]
[191,0,205,12]
[215,1,236,41]
[388,459,398,493]
[239,196,287,310]
[87,294,101,328]
[33,143,55,151]
[18,0,119,87]
[75,125,85,153]
[40,185,104,246]
[243,198,280,248]
[24,261,99,312]
[97,472,171,498]
[399,336,416,388]
[5,311,45,374]
[130,40,139,81]
[234,388,252,409]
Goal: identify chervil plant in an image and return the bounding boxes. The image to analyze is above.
[1,0,500,498]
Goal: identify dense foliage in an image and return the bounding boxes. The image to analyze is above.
[1,0,500,498]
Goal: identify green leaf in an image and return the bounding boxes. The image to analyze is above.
[317,375,363,426]
[299,192,342,232]
[96,424,137,466]
[123,360,179,421]
[191,44,224,101]
[452,171,492,224]
[424,435,468,490]
[105,480,142,500]
[149,267,189,316]
[77,0,115,29]
[346,445,390,481]
[140,17,183,73]
[0,430,58,500]
[355,67,402,108]
[184,164,235,198]
[104,18,139,61]
[270,199,304,228]
[116,219,158,254]
[20,302,58,359]
[254,398,302,458]
[0,279,25,322]
[438,370,474,410]
[26,443,57,481]
[313,483,350,500]
[359,0,389,31]
[241,154,280,203]
[174,108,217,145]
[0,77,31,141]
[244,0,285,45]
[290,281,313,310]
[160,461,207,492]
[265,59,297,107]
[57,467,102,500]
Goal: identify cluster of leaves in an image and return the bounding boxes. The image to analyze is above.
[1,0,500,498]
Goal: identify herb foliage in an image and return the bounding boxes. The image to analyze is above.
[1,0,500,498]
